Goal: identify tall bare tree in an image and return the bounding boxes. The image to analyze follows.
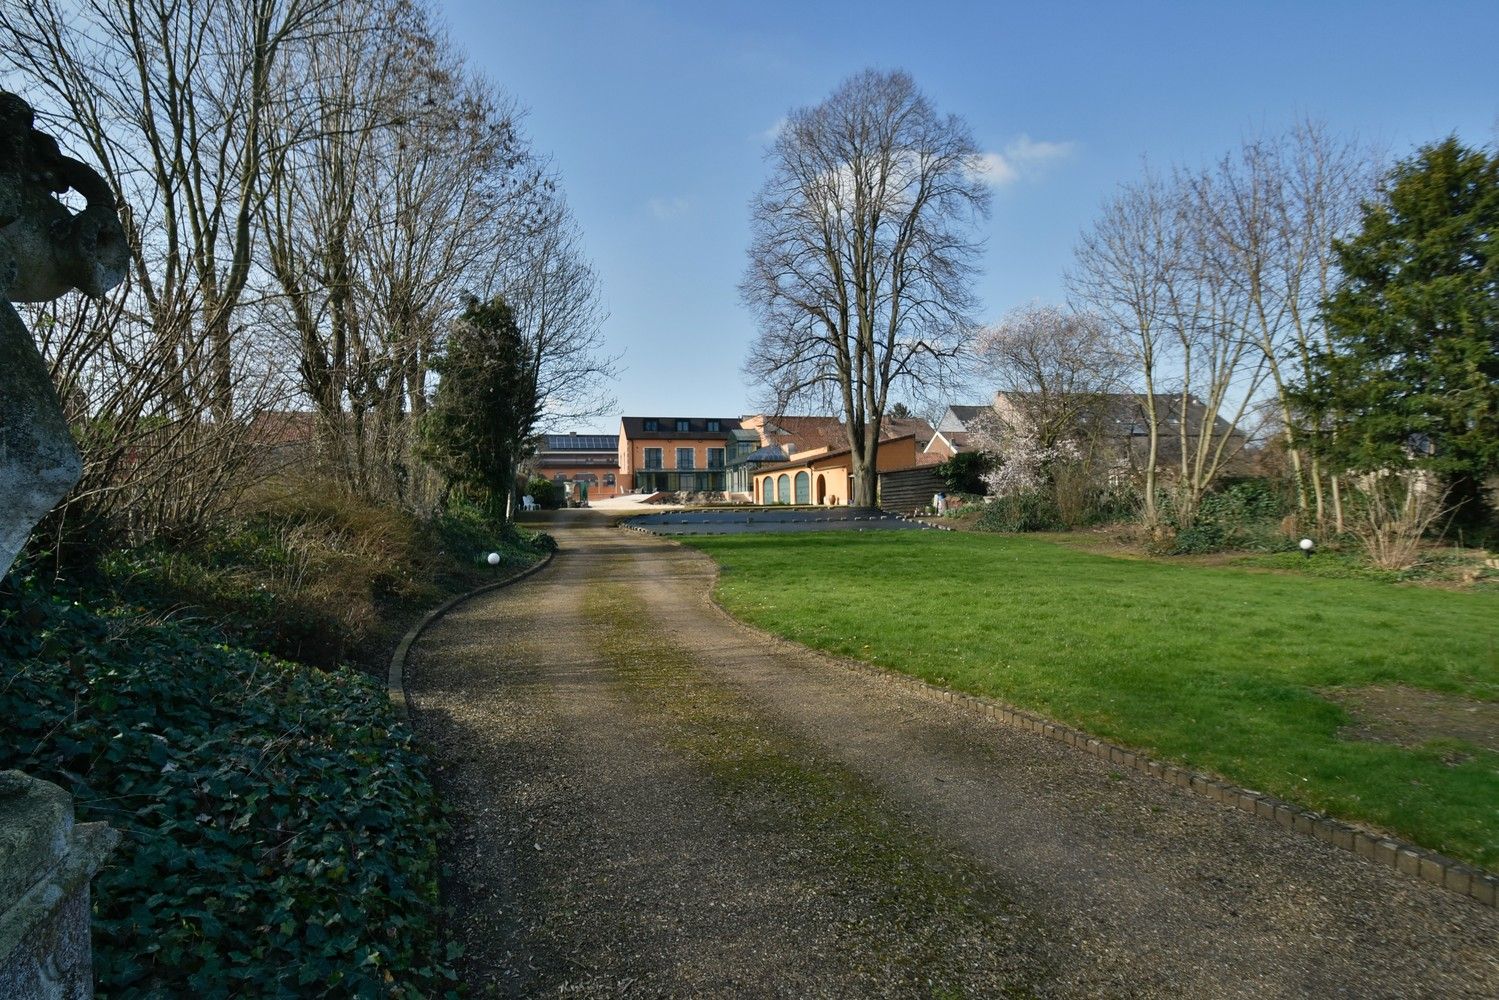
[497,193,617,425]
[971,303,1130,449]
[1161,183,1268,528]
[1069,169,1179,529]
[1072,166,1267,531]
[741,69,989,505]
[2,0,334,419]
[1190,121,1371,530]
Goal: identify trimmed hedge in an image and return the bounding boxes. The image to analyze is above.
[0,578,458,998]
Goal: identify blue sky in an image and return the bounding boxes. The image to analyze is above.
[443,1,1498,430]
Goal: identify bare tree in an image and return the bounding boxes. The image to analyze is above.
[354,66,542,502]
[498,193,617,425]
[971,303,1130,449]
[1190,121,1372,530]
[1072,166,1267,532]
[1,0,333,546]
[2,0,334,419]
[1069,169,1178,530]
[741,69,989,505]
[1161,180,1268,528]
[258,0,550,503]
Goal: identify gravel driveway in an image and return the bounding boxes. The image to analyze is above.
[407,509,1499,998]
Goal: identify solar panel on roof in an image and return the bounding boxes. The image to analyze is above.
[543,435,618,450]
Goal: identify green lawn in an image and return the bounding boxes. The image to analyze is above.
[684,531,1499,869]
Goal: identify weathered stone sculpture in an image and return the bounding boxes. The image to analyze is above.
[0,90,127,577]
[0,91,126,999]
[0,773,118,999]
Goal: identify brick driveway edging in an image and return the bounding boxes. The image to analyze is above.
[387,550,556,719]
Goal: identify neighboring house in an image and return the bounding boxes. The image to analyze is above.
[924,405,989,458]
[534,432,621,498]
[991,391,1250,474]
[930,393,1249,475]
[618,417,741,493]
[750,434,930,506]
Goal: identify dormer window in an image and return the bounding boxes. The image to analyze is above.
[706,420,721,432]
[643,419,659,431]
[676,419,690,432]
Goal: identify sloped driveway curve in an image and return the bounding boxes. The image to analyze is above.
[407,509,1499,998]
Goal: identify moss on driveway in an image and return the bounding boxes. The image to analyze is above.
[686,531,1499,868]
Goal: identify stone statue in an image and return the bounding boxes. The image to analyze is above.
[0,93,126,999]
[0,90,127,577]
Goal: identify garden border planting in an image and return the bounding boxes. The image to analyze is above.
[679,534,1499,910]
[387,550,555,717]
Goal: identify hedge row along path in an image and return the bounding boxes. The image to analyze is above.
[407,509,1499,998]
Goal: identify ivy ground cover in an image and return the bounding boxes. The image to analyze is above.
[0,580,457,998]
[685,531,1499,868]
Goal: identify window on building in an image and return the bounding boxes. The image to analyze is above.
[706,420,721,432]
[707,447,725,469]
[644,447,663,469]
[604,473,615,486]
[675,419,690,432]
[643,419,659,431]
[676,447,695,469]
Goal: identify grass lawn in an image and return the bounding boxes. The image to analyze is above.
[684,531,1499,869]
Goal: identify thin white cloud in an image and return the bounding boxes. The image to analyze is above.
[967,151,1018,186]
[967,134,1077,187]
[755,116,788,143]
[647,196,691,220]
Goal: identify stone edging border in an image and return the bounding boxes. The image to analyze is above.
[655,531,1498,911]
[386,550,556,719]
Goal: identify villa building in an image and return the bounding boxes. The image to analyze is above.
[929,393,1250,473]
[617,417,743,493]
[616,412,940,499]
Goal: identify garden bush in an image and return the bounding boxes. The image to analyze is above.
[1167,478,1298,554]
[93,482,549,673]
[974,491,1065,533]
[0,577,458,998]
[525,476,560,509]
[934,452,994,495]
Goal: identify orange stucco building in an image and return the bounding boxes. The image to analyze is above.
[617,417,742,493]
[751,434,927,505]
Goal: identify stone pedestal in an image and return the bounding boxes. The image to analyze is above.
[0,771,118,999]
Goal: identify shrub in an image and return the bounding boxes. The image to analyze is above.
[934,452,994,495]
[91,481,549,672]
[975,491,1065,533]
[1346,472,1450,570]
[526,477,559,509]
[1165,478,1297,554]
[0,577,458,998]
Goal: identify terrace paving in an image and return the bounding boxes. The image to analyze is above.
[627,506,933,534]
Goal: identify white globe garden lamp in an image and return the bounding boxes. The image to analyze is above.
[1299,537,1315,559]
[487,552,501,566]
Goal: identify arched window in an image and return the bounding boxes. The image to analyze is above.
[761,478,774,504]
[776,474,791,504]
[794,471,810,504]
